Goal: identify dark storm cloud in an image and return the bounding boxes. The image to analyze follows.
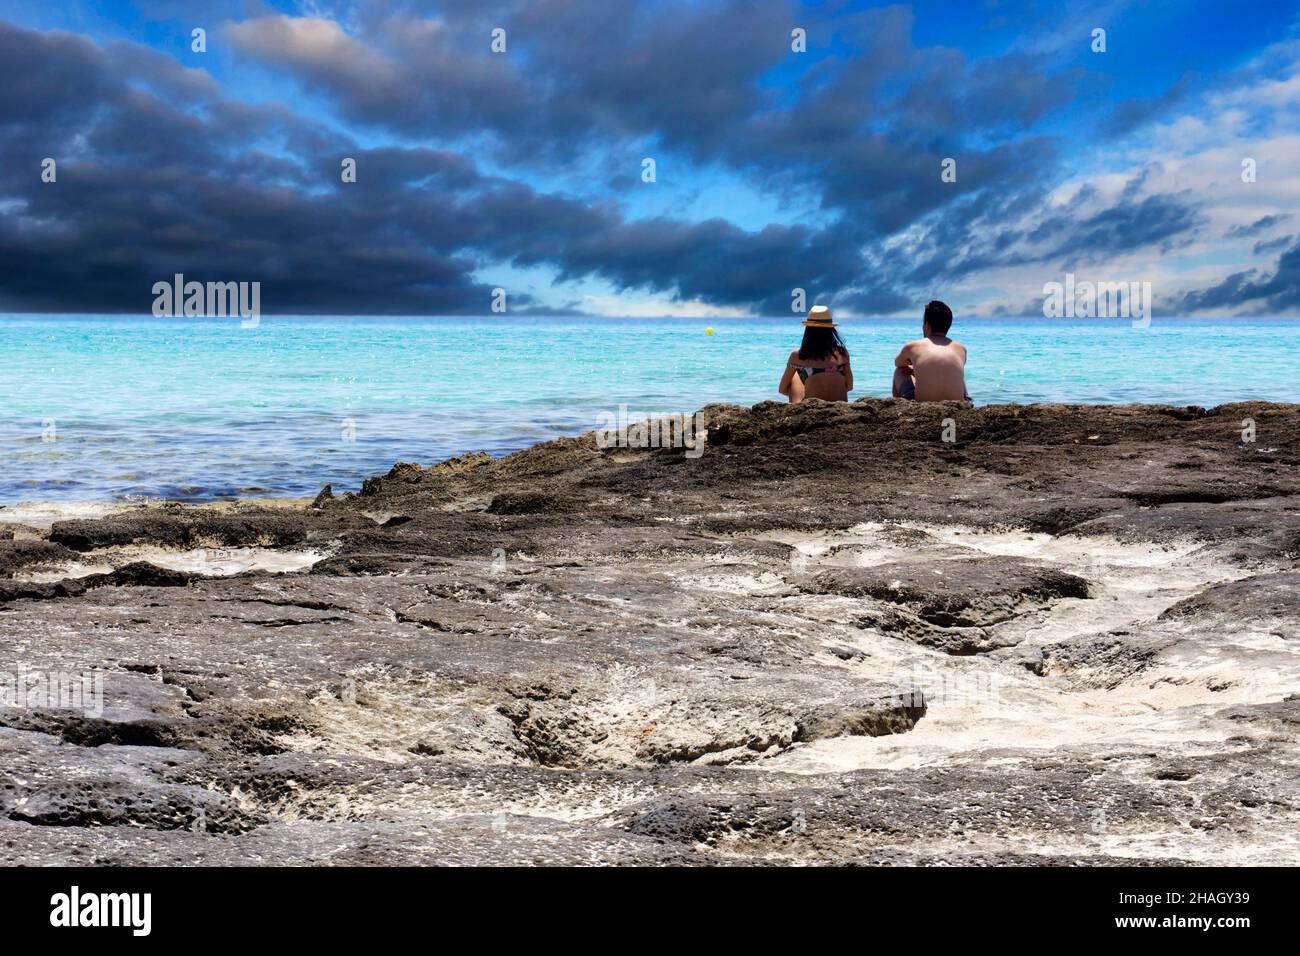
[845,164,1214,321]
[214,0,1116,307]
[1027,169,1206,267]
[0,24,490,313]
[0,20,861,314]
[1105,72,1194,136]
[1254,235,1294,256]
[1040,192,1204,265]
[871,170,1204,295]
[224,1,1079,239]
[223,0,794,166]
[1226,213,1292,239]
[0,3,1229,315]
[1173,241,1300,315]
[537,215,868,316]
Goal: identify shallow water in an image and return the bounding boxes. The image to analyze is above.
[2,314,1296,503]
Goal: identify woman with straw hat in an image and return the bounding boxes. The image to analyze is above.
[778,306,853,403]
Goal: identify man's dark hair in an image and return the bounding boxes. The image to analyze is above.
[924,300,953,336]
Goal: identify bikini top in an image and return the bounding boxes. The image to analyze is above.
[791,350,848,378]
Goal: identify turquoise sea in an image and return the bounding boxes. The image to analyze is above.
[1,315,1295,504]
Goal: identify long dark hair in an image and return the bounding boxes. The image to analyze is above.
[798,325,847,362]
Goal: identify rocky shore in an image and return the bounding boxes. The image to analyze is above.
[2,398,1298,865]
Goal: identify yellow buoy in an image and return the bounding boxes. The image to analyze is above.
[705,327,714,336]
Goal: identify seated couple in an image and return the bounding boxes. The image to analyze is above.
[778,301,970,404]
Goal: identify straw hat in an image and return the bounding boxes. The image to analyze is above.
[802,305,836,327]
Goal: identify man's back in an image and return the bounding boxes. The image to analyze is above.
[907,335,967,402]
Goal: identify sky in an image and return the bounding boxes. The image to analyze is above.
[0,0,1297,317]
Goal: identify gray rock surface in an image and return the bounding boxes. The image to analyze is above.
[1,398,1298,865]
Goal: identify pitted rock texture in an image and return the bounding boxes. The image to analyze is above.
[1,398,1298,865]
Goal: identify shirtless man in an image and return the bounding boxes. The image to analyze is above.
[892,300,970,403]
